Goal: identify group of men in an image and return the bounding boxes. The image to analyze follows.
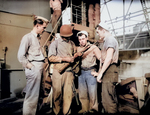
[17,15,119,115]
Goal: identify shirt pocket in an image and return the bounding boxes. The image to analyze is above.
[31,47,41,56]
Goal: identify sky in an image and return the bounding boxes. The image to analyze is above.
[100,0,150,36]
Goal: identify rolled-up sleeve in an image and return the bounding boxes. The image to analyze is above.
[105,38,117,51]
[17,35,30,67]
[48,40,57,57]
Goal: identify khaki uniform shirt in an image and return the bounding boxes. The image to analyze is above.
[48,38,76,71]
[17,31,45,67]
[101,35,119,64]
[77,42,101,68]
[48,38,76,57]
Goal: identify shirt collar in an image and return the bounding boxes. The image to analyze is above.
[61,37,70,43]
[31,30,38,37]
[86,42,91,46]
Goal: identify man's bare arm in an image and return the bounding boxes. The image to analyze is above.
[96,48,114,82]
[99,48,114,75]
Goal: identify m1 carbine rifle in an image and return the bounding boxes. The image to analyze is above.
[72,81,79,105]
[56,40,100,74]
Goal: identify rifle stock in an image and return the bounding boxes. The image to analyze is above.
[57,63,70,74]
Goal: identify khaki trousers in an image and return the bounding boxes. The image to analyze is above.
[102,64,118,113]
[52,69,74,115]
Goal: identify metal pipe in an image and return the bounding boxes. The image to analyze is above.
[108,22,147,31]
[123,0,125,50]
[105,8,150,23]
[71,0,72,23]
[75,9,77,23]
[107,12,150,24]
[125,0,133,19]
[140,0,150,35]
[104,0,118,41]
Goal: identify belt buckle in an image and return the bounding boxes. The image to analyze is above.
[82,67,90,71]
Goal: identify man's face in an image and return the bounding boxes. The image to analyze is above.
[37,22,47,34]
[78,34,88,47]
[96,28,105,40]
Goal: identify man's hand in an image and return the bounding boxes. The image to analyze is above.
[91,71,98,77]
[74,52,83,58]
[62,57,74,63]
[91,71,102,83]
[97,73,102,83]
[26,62,34,69]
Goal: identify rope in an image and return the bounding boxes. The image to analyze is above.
[42,3,70,48]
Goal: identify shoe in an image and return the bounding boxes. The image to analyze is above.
[89,109,97,114]
[83,111,88,115]
[78,110,87,114]
[67,109,71,115]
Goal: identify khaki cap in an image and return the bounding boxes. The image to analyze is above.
[77,30,88,37]
[98,22,110,31]
[35,16,49,24]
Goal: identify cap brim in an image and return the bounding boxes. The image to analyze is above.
[60,33,73,37]
[77,31,88,37]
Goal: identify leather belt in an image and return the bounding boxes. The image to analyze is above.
[29,60,45,63]
[102,63,117,66]
[81,66,95,71]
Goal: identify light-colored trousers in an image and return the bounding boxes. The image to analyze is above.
[23,62,44,115]
[78,70,98,112]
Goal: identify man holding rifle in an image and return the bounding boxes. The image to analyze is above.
[48,24,77,115]
[77,31,101,114]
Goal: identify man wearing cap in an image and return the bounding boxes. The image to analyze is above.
[17,16,49,115]
[92,22,119,114]
[77,30,101,114]
[48,24,76,115]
